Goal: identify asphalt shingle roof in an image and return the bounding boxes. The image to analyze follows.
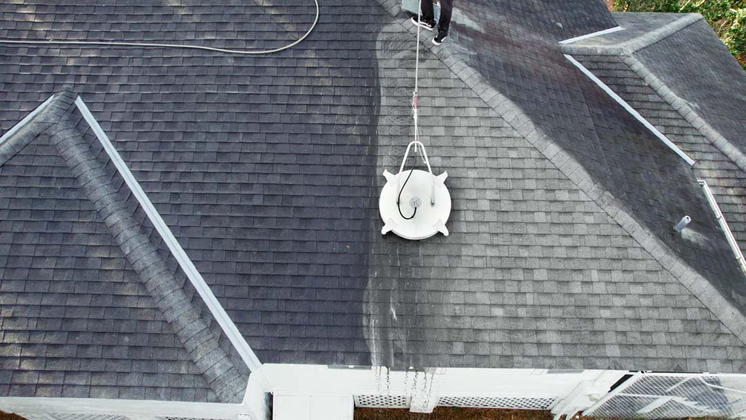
[0,98,221,401]
[573,52,746,255]
[365,19,746,371]
[2,0,746,401]
[561,11,746,323]
[0,92,248,401]
[635,18,746,159]
[442,1,741,291]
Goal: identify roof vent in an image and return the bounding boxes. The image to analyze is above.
[674,215,691,232]
[380,141,451,240]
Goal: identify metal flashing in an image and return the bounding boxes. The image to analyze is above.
[559,26,624,45]
[699,179,746,275]
[564,54,696,166]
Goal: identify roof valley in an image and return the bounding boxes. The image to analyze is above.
[36,92,247,403]
[370,0,746,349]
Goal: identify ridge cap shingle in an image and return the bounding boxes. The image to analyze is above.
[0,92,75,167]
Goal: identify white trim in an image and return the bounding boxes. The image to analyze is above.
[0,95,55,145]
[550,371,625,420]
[559,26,624,45]
[698,179,746,275]
[564,54,696,166]
[73,96,265,376]
[0,396,246,419]
[260,364,625,414]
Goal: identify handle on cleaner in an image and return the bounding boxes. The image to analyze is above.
[397,140,436,205]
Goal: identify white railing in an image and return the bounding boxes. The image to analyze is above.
[584,372,746,418]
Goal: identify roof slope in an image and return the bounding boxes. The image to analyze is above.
[439,0,742,294]
[572,53,746,254]
[1,0,746,376]
[561,11,746,324]
[0,93,247,401]
[635,18,746,159]
[0,101,217,401]
[365,19,746,371]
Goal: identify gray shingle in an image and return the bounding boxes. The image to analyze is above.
[2,0,746,388]
[0,102,226,401]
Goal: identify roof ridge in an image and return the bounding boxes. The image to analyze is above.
[620,53,746,174]
[40,95,247,403]
[370,1,746,348]
[562,13,703,56]
[0,92,74,167]
[559,16,746,176]
[616,12,701,54]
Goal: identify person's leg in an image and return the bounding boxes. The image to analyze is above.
[420,0,435,23]
[437,0,452,35]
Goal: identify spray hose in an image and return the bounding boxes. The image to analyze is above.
[0,0,319,55]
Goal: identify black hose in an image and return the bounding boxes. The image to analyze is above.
[397,154,417,220]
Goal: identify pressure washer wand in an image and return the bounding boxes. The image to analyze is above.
[413,0,423,152]
[412,91,419,152]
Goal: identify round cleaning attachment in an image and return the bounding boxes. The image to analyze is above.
[380,141,451,240]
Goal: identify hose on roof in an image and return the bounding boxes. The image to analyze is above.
[0,0,319,55]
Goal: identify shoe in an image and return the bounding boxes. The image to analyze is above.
[432,31,448,45]
[410,16,435,31]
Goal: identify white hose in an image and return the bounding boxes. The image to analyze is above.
[0,0,319,55]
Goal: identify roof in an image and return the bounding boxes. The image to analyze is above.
[0,92,247,401]
[2,0,746,401]
[562,11,746,309]
[634,17,746,159]
[367,1,746,371]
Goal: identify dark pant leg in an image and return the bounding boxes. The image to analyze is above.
[420,0,435,23]
[438,0,453,34]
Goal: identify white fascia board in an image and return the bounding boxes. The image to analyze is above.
[73,96,265,377]
[564,54,696,166]
[0,94,55,145]
[559,26,624,45]
[260,364,623,399]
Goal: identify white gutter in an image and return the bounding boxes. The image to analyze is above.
[559,26,624,45]
[698,179,746,274]
[0,94,55,145]
[564,54,696,166]
[74,97,267,384]
[0,396,249,419]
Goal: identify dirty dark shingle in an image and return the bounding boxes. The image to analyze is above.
[2,0,746,403]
